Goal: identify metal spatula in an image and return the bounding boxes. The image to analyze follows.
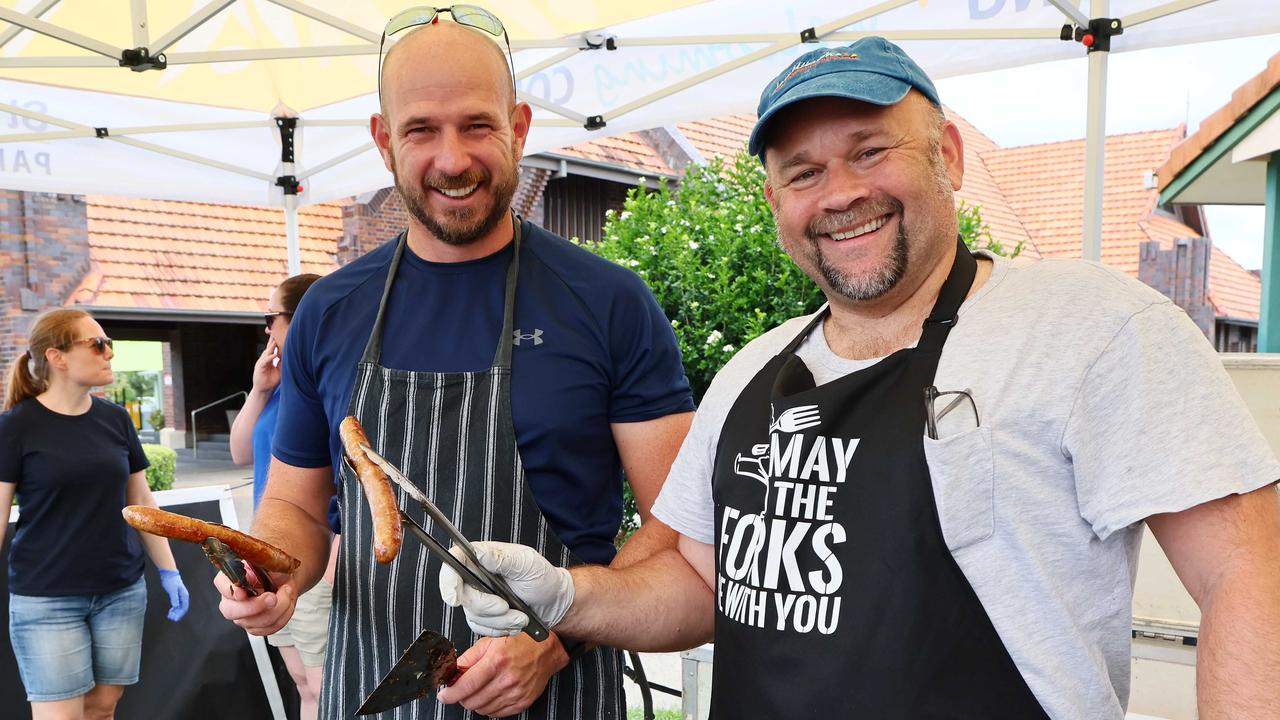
[355,629,464,715]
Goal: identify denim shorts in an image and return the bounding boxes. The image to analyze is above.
[8,576,147,702]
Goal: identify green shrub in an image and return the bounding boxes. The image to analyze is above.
[148,408,165,430]
[593,150,1013,542]
[142,444,176,492]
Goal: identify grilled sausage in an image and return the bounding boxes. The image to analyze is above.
[339,416,403,564]
[122,505,300,574]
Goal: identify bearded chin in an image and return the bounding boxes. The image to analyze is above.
[815,222,909,302]
[392,153,520,247]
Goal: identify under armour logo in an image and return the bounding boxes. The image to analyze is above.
[512,329,544,347]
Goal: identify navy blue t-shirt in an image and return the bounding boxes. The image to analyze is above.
[272,221,693,564]
[0,397,148,595]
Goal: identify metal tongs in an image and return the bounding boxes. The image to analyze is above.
[350,446,552,715]
[359,444,550,642]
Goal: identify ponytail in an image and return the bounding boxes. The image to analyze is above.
[4,308,89,411]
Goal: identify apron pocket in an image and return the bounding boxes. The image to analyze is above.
[923,426,995,551]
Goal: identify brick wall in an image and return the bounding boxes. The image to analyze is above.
[1139,238,1216,339]
[0,191,89,385]
[338,164,553,266]
[339,188,408,265]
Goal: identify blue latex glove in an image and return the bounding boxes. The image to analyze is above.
[158,568,190,622]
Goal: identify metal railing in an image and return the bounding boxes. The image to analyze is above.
[190,391,247,460]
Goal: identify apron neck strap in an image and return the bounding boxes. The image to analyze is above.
[918,236,976,353]
[493,215,522,369]
[360,231,409,365]
[359,214,523,367]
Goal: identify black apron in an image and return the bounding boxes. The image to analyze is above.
[709,240,1048,719]
[319,223,623,719]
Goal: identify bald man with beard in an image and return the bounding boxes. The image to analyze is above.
[218,15,695,719]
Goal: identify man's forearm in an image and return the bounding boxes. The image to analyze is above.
[559,548,713,652]
[611,517,678,570]
[1196,562,1280,717]
[251,496,332,593]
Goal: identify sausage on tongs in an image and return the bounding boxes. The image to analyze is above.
[339,416,404,564]
[122,505,300,596]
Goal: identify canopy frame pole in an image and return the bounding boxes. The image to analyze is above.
[265,0,381,43]
[1082,39,1108,261]
[604,0,915,124]
[0,0,62,49]
[130,0,148,46]
[1046,0,1090,28]
[298,141,376,180]
[275,115,302,275]
[151,0,236,54]
[111,136,274,180]
[0,6,120,58]
[284,193,301,276]
[1122,0,1217,29]
[1261,153,1280,352]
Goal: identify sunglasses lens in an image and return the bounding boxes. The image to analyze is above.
[95,337,112,353]
[451,5,504,36]
[386,7,439,36]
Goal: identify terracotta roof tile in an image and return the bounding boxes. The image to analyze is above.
[554,133,674,175]
[676,114,757,161]
[69,196,342,312]
[1158,51,1280,191]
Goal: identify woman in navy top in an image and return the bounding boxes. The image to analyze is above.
[0,308,189,717]
[230,273,334,720]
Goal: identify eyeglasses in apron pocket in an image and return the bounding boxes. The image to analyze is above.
[923,425,996,552]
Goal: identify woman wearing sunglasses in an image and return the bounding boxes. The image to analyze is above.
[0,308,189,720]
[229,272,333,720]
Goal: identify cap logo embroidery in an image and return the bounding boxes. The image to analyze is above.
[774,51,859,92]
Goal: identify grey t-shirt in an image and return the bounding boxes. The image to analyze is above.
[653,252,1280,719]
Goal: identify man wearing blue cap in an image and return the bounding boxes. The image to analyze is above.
[438,37,1280,717]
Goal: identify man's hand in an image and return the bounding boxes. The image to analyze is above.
[436,633,569,717]
[438,542,574,636]
[215,565,298,636]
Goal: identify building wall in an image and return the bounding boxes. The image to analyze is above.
[0,192,89,387]
[1138,238,1216,339]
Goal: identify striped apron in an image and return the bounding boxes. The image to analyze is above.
[319,224,623,719]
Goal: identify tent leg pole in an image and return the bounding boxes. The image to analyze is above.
[285,193,300,276]
[1081,15,1108,263]
[1260,153,1280,353]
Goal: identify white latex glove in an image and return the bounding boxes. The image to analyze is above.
[438,541,575,638]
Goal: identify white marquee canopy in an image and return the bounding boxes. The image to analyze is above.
[0,0,1275,271]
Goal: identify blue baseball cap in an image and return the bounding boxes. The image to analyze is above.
[748,37,941,158]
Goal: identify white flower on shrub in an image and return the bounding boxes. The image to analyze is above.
[688,241,700,250]
[722,344,735,353]
[705,330,723,346]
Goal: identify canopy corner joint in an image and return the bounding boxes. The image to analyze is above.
[1059,17,1123,54]
[119,46,167,71]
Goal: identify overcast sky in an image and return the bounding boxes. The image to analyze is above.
[935,32,1279,270]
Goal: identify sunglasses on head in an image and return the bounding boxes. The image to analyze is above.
[70,336,113,354]
[378,5,517,101]
[264,311,293,329]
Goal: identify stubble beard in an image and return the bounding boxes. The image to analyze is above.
[805,198,909,302]
[393,147,520,246]
[779,140,954,303]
